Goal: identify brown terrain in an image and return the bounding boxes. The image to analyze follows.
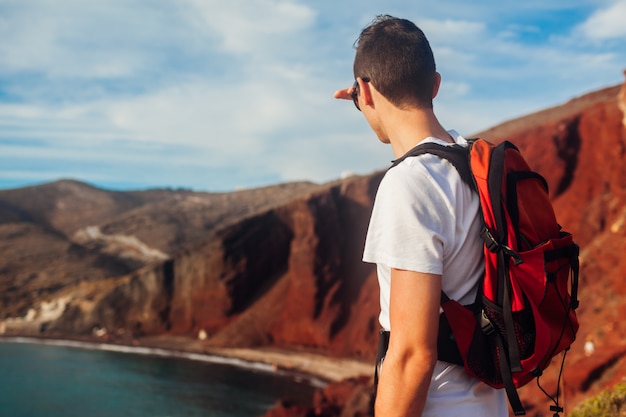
[1,75,626,416]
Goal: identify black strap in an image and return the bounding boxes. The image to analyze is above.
[372,330,391,415]
[487,142,524,373]
[390,142,476,191]
[489,143,507,262]
[437,313,464,366]
[495,333,526,415]
[374,330,390,391]
[375,329,390,386]
[500,250,522,372]
[375,317,464,371]
[543,240,580,310]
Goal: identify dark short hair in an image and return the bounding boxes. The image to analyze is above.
[353,15,436,109]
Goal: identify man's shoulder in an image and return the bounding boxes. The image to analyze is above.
[382,155,435,189]
[387,150,462,184]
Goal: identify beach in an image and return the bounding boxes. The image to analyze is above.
[0,334,373,386]
[144,335,373,383]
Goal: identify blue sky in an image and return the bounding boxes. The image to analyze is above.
[1,0,625,192]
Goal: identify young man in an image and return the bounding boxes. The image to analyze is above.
[334,16,507,417]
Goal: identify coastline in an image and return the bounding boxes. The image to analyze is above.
[0,334,372,388]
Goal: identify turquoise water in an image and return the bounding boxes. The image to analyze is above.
[0,340,317,417]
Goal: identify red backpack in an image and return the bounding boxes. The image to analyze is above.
[378,138,580,416]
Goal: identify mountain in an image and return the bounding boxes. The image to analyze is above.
[1,76,626,416]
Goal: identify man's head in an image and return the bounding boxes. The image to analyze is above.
[353,15,436,110]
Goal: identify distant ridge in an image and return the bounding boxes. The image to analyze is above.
[476,85,621,139]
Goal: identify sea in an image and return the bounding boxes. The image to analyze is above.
[0,338,320,417]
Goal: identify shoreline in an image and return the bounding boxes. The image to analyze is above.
[0,334,372,388]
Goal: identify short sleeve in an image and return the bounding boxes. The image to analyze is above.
[362,156,454,275]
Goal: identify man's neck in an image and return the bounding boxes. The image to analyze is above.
[384,107,453,158]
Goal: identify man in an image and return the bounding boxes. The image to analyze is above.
[334,16,507,416]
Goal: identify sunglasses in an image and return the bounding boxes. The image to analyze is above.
[350,77,370,111]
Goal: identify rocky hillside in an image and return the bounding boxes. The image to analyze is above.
[1,75,626,415]
[0,174,383,357]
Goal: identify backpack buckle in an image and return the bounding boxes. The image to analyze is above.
[480,226,524,265]
[480,227,500,253]
[480,310,496,335]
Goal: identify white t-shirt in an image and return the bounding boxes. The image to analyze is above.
[363,130,507,417]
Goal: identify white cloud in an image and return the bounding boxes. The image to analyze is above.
[0,1,175,78]
[103,79,301,151]
[418,18,486,43]
[577,0,626,40]
[437,80,471,100]
[184,0,316,55]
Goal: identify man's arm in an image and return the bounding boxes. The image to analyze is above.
[375,268,441,417]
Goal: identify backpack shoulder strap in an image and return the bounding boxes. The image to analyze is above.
[390,141,476,190]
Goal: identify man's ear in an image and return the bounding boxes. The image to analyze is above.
[432,72,442,99]
[358,77,374,108]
